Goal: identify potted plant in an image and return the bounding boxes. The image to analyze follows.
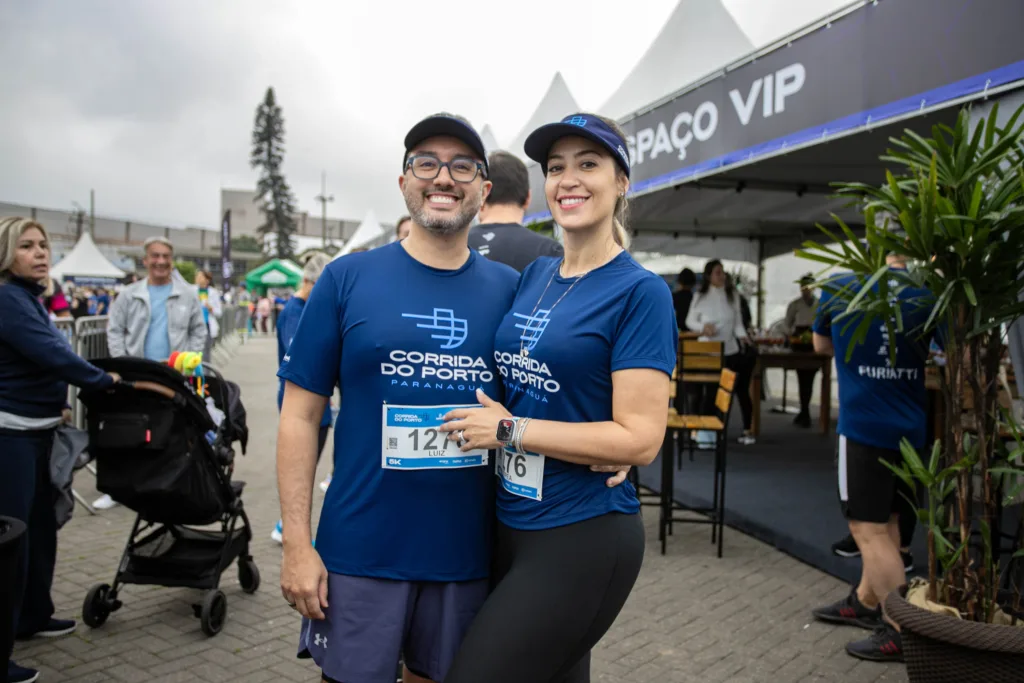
[797,102,1024,682]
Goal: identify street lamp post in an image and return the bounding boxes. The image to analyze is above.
[315,171,334,248]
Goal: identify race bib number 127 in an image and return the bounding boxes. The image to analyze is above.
[381,403,488,470]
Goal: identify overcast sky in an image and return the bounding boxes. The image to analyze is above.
[1,0,852,229]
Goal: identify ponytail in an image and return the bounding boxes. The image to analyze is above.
[612,194,631,250]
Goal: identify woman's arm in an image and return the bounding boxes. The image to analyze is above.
[684,293,703,332]
[733,294,749,340]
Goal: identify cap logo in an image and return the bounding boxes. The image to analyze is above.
[617,145,628,162]
[567,116,588,127]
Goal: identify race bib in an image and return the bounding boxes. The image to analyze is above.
[381,403,488,470]
[497,446,544,501]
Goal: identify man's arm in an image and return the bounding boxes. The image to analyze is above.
[813,333,834,356]
[784,301,797,336]
[277,381,330,619]
[106,293,128,357]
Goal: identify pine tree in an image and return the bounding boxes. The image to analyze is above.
[250,87,297,259]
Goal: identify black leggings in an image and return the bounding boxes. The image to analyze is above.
[444,512,645,683]
[723,352,754,430]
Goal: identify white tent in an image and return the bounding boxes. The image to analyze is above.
[50,231,126,280]
[335,210,386,258]
[507,72,581,161]
[601,0,754,120]
[480,124,500,154]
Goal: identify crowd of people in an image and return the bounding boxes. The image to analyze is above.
[0,109,938,683]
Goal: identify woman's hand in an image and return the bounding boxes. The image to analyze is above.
[108,372,121,384]
[440,389,511,452]
[590,464,631,487]
[701,323,717,336]
[62,408,73,424]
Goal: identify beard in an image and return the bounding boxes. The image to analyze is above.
[402,183,482,236]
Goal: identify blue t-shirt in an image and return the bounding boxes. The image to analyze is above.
[278,242,518,581]
[812,269,934,450]
[493,252,677,530]
[144,284,173,361]
[276,296,330,427]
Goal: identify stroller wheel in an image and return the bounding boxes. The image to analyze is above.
[238,557,260,594]
[200,589,227,636]
[83,583,112,628]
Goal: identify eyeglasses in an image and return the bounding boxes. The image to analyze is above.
[405,154,485,183]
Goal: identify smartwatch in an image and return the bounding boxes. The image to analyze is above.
[496,418,516,445]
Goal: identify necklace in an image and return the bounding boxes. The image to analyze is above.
[519,260,589,358]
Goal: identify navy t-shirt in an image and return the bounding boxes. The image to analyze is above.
[276,296,330,427]
[278,243,519,581]
[813,269,934,450]
[493,252,677,530]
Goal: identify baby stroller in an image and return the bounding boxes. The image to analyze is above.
[77,357,256,636]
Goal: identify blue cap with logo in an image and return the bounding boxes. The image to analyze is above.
[524,113,631,178]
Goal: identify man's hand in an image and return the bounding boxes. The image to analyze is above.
[590,464,631,487]
[280,542,329,620]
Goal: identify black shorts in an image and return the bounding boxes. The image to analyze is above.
[837,435,915,524]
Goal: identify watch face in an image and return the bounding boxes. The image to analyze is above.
[496,419,514,443]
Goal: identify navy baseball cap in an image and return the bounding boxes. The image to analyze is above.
[524,113,631,178]
[403,113,489,176]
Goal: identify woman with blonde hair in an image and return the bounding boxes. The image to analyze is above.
[0,217,119,683]
[440,114,677,682]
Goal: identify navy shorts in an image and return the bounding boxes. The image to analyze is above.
[297,573,489,683]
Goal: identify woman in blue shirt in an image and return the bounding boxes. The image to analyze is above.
[0,217,119,683]
[441,114,677,682]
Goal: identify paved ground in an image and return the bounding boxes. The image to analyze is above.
[16,336,909,682]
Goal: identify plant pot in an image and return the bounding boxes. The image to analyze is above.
[885,587,1024,682]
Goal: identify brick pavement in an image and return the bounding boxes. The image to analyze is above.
[16,336,909,683]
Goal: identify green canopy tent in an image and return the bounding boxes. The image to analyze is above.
[244,259,303,293]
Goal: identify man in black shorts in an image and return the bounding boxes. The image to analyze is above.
[467,150,562,272]
[810,250,934,663]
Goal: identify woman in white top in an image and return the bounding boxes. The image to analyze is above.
[685,259,756,445]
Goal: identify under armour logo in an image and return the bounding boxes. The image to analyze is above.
[514,309,552,351]
[402,308,468,350]
[314,633,328,648]
[567,116,587,127]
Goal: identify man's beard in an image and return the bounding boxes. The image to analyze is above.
[402,184,482,236]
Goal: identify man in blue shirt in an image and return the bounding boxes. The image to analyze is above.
[276,113,520,683]
[810,247,934,664]
[270,253,333,544]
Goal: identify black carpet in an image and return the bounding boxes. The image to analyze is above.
[637,408,930,586]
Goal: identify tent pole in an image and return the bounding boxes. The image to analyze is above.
[756,237,765,331]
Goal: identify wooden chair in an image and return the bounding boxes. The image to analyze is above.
[676,340,725,465]
[659,367,737,557]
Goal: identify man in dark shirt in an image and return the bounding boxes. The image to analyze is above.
[468,150,562,272]
[673,268,695,331]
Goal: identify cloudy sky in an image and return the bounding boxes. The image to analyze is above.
[1,0,852,229]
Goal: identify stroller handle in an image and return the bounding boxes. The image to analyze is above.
[123,380,177,400]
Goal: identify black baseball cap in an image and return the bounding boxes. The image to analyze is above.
[524,113,631,178]
[403,113,489,176]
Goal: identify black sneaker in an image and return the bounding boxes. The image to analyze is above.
[793,412,812,428]
[846,624,903,662]
[902,551,914,573]
[8,662,40,683]
[18,617,76,639]
[812,589,882,630]
[831,534,861,558]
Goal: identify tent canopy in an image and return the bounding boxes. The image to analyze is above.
[507,72,581,161]
[51,231,126,280]
[600,0,754,120]
[244,258,302,290]
[524,0,1024,265]
[480,125,500,154]
[336,210,386,258]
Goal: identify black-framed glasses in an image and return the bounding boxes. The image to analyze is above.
[405,154,486,183]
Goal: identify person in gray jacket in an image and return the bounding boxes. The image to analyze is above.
[106,237,206,361]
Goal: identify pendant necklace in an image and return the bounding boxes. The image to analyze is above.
[519,260,590,358]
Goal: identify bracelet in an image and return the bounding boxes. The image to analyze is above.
[514,417,531,455]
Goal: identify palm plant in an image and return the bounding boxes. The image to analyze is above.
[796,102,1024,623]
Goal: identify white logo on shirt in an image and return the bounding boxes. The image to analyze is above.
[314,633,328,648]
[482,232,495,242]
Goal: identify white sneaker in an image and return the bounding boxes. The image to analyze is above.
[738,434,757,446]
[92,494,118,510]
[319,474,332,493]
[271,520,283,544]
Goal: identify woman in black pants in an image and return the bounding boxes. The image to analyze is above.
[685,260,756,445]
[439,113,677,682]
[0,217,119,683]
